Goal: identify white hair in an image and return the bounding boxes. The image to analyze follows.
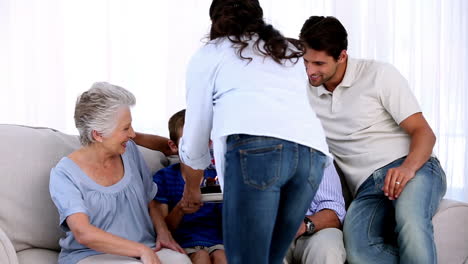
[74,82,136,146]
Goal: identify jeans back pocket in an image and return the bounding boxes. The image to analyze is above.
[239,144,283,190]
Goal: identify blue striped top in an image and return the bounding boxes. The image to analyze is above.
[306,163,346,223]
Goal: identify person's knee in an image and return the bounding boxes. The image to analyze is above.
[210,249,227,264]
[346,248,367,264]
[313,246,346,263]
[395,206,433,235]
[190,249,210,263]
[301,228,346,264]
[157,248,191,264]
[171,254,192,264]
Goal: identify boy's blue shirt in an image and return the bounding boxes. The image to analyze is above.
[153,163,223,248]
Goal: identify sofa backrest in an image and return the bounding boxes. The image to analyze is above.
[0,125,168,253]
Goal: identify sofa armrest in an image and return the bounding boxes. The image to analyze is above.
[433,198,468,264]
[0,225,18,264]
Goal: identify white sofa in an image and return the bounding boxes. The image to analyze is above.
[0,124,467,264]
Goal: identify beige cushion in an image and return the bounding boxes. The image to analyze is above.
[0,125,79,252]
[138,145,169,174]
[434,199,468,264]
[17,248,59,264]
[0,225,18,264]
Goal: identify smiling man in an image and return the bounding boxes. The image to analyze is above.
[300,16,447,264]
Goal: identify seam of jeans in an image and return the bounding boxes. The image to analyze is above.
[291,144,299,181]
[307,147,323,191]
[427,159,446,218]
[367,198,382,246]
[367,198,399,256]
[428,160,436,215]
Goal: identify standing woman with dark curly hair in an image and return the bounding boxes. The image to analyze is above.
[178,1,332,263]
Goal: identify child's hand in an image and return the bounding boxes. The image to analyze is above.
[176,200,201,214]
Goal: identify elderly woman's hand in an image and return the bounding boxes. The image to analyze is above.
[154,231,185,254]
[140,246,162,264]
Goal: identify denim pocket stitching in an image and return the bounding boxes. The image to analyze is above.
[239,144,283,190]
[226,134,277,151]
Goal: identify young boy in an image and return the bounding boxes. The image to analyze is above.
[152,109,226,264]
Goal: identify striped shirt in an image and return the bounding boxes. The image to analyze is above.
[306,163,346,223]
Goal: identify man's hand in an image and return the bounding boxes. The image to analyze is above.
[295,222,306,239]
[154,231,185,254]
[382,165,416,200]
[384,112,436,200]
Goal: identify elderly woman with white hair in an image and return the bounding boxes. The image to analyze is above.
[49,82,191,264]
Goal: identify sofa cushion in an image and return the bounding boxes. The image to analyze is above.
[16,248,59,264]
[0,125,168,254]
[433,199,468,264]
[0,125,80,252]
[0,225,18,264]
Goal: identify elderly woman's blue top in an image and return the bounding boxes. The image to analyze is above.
[49,140,158,264]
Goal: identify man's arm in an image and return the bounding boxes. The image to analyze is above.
[296,209,341,238]
[134,132,175,156]
[382,112,435,200]
[296,163,346,238]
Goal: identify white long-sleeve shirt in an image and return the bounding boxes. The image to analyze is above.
[179,36,331,189]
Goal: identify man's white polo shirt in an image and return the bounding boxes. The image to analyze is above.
[307,58,421,195]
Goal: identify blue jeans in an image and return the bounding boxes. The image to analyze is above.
[222,134,327,264]
[344,157,447,264]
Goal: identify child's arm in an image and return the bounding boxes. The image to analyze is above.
[163,200,195,232]
[152,198,184,232]
[134,132,176,156]
[148,200,184,253]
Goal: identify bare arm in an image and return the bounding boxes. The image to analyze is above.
[152,200,185,233]
[66,213,160,263]
[165,202,199,232]
[383,112,436,199]
[296,209,341,238]
[148,200,184,253]
[179,162,204,214]
[308,209,342,231]
[134,132,175,156]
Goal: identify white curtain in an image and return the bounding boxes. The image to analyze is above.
[1,0,467,202]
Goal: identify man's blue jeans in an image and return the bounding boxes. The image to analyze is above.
[344,157,447,264]
[222,134,327,264]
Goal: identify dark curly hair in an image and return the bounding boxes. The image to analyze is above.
[209,0,303,64]
[299,16,348,60]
